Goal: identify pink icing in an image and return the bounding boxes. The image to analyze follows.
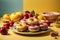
[20,19,26,23]
[39,25,44,27]
[29,25,39,30]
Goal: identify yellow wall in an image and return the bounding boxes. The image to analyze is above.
[24,0,60,14]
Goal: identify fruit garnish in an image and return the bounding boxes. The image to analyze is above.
[38,14,44,20]
[45,20,51,26]
[0,27,8,35]
[3,22,10,29]
[23,13,29,19]
[0,28,1,32]
[28,13,33,17]
[25,11,30,14]
[9,21,14,27]
[31,10,35,16]
[23,16,28,19]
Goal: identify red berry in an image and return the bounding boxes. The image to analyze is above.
[9,21,14,27]
[28,13,33,17]
[33,16,37,19]
[0,27,8,35]
[45,20,51,26]
[0,28,1,33]
[23,13,29,19]
[3,23,10,29]
[9,24,13,27]
[23,16,27,19]
[21,15,24,19]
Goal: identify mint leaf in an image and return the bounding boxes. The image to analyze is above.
[35,13,39,16]
[31,10,35,16]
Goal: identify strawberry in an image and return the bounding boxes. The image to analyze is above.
[23,13,29,19]
[28,13,33,17]
[23,16,28,19]
[0,28,1,33]
[3,22,10,29]
[0,27,8,35]
[9,21,14,27]
[45,20,51,26]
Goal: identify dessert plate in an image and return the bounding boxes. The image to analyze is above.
[11,27,51,35]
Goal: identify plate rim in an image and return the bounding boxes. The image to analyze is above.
[10,27,51,35]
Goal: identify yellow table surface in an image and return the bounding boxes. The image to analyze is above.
[0,21,60,40]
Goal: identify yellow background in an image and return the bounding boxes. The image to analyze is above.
[24,0,60,14]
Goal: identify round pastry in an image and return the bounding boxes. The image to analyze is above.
[28,25,40,32]
[15,23,27,31]
[27,18,35,25]
[2,14,10,21]
[43,23,48,27]
[40,23,48,30]
[16,12,23,17]
[33,18,39,24]
[10,12,22,22]
[10,13,19,22]
[27,18,38,25]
